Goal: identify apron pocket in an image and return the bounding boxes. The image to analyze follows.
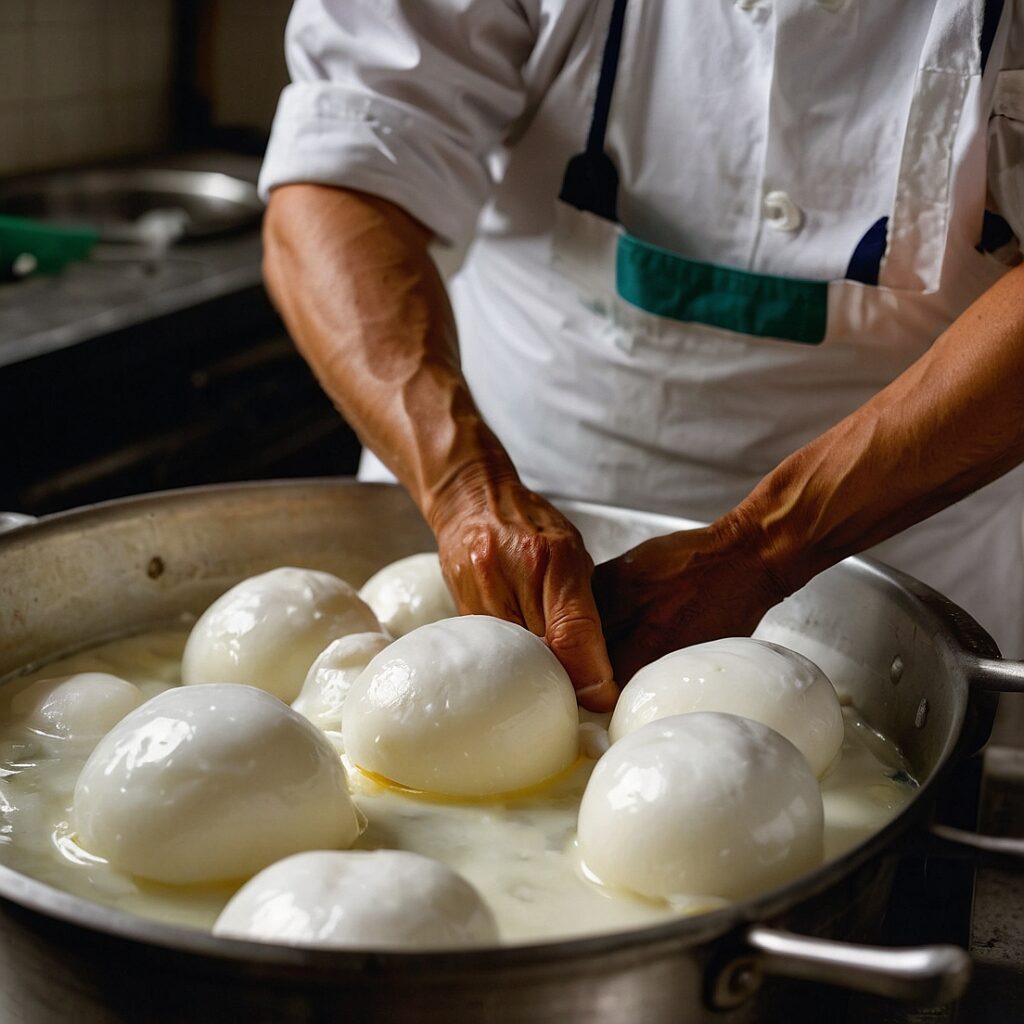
[616,232,829,345]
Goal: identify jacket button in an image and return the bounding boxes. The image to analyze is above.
[763,190,804,232]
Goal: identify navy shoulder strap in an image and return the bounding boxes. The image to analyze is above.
[558,0,629,221]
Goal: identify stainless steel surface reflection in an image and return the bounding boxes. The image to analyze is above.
[0,169,263,243]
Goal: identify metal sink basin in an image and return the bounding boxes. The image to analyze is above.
[0,168,263,245]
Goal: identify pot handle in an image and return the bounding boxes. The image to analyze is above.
[925,823,1024,866]
[965,654,1024,694]
[709,926,971,1009]
[0,512,37,535]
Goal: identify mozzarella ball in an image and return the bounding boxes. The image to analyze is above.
[8,673,142,746]
[182,567,382,702]
[577,708,613,760]
[214,850,499,950]
[292,632,392,732]
[343,615,579,796]
[359,553,457,637]
[73,684,361,885]
[608,638,843,776]
[579,713,824,903]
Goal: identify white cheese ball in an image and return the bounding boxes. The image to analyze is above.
[608,637,843,776]
[359,553,457,637]
[292,632,392,733]
[8,673,143,747]
[343,615,579,796]
[181,567,382,702]
[578,713,824,903]
[73,684,361,885]
[214,850,499,950]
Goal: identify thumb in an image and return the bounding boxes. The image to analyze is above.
[544,588,619,712]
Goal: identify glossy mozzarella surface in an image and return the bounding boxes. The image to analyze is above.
[214,849,499,949]
[608,637,844,776]
[343,616,579,796]
[181,567,382,702]
[578,712,824,903]
[8,673,143,748]
[359,553,457,637]
[72,684,361,885]
[292,632,392,733]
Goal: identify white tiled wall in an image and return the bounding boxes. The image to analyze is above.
[0,0,174,177]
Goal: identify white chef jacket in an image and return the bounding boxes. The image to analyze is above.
[260,0,1024,656]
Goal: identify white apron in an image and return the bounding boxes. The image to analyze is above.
[363,0,1024,656]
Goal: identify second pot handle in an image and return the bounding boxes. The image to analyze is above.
[709,926,971,1009]
[966,654,1024,694]
[927,823,1024,866]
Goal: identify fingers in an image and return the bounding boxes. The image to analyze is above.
[549,609,619,711]
[442,529,528,627]
[439,519,618,711]
[442,518,560,637]
[544,549,618,712]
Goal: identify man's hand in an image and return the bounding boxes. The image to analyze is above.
[428,468,618,711]
[592,522,790,684]
[595,265,1024,681]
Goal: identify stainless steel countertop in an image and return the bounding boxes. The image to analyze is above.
[0,152,264,368]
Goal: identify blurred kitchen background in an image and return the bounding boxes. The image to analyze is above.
[0,0,362,515]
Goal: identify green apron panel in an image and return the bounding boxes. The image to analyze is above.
[616,232,829,345]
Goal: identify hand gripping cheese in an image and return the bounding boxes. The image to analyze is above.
[578,712,824,903]
[608,637,844,776]
[72,684,361,885]
[214,850,499,950]
[182,567,383,702]
[343,616,579,796]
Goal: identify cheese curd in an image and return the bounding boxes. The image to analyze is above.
[292,632,392,733]
[214,850,499,949]
[359,553,458,638]
[608,637,844,776]
[578,713,824,903]
[181,567,382,702]
[72,684,361,885]
[7,673,142,749]
[343,615,579,796]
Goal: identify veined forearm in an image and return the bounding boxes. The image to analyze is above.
[731,264,1024,592]
[262,184,617,705]
[262,184,517,521]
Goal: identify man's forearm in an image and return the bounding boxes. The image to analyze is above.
[262,184,618,705]
[262,184,517,523]
[732,264,1024,592]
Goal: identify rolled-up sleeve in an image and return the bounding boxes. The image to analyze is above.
[258,0,540,245]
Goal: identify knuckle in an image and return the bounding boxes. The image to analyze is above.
[548,534,593,571]
[464,528,498,569]
[517,535,553,582]
[547,611,600,652]
[518,533,550,561]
